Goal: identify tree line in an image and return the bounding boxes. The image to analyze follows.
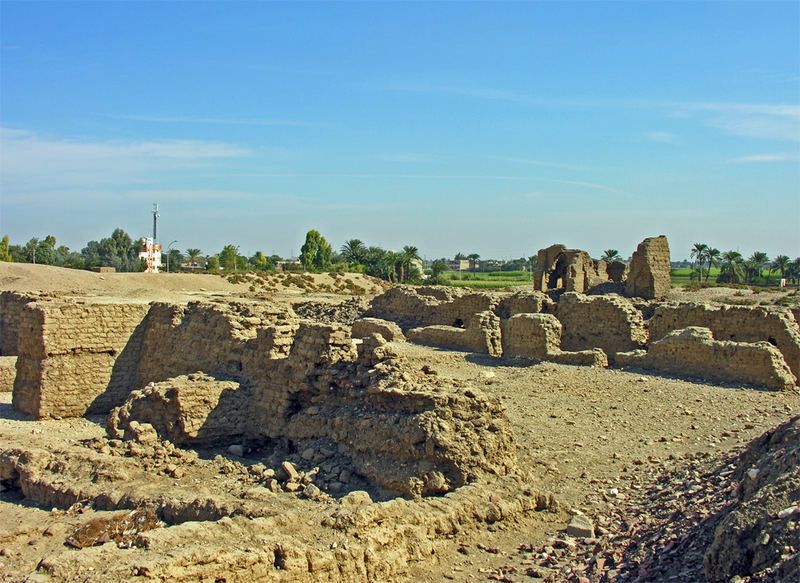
[689,243,800,285]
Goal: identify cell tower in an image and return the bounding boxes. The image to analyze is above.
[152,203,160,243]
[139,203,163,273]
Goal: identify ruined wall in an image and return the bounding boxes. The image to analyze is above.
[108,373,250,445]
[110,322,518,498]
[136,300,298,388]
[270,327,516,497]
[500,313,609,367]
[648,303,800,382]
[617,327,796,391]
[351,317,405,342]
[406,311,502,357]
[500,313,561,360]
[625,235,671,300]
[0,291,38,355]
[494,290,554,319]
[12,301,151,418]
[366,286,498,331]
[556,293,647,362]
[532,245,609,293]
[0,356,16,392]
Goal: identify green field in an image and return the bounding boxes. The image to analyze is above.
[670,267,721,287]
[443,270,531,289]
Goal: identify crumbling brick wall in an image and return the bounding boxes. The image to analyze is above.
[406,311,502,357]
[556,293,647,362]
[0,291,38,355]
[0,356,16,392]
[494,290,554,319]
[533,245,609,293]
[501,313,561,360]
[625,235,671,300]
[351,318,405,342]
[136,301,298,388]
[648,303,800,382]
[617,327,796,390]
[12,301,151,418]
[366,286,498,331]
[500,313,608,367]
[110,322,519,498]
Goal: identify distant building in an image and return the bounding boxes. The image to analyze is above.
[138,237,162,273]
[181,260,206,271]
[448,259,470,272]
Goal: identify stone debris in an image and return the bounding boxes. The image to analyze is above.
[566,514,595,538]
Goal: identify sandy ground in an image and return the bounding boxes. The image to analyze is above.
[1,262,798,582]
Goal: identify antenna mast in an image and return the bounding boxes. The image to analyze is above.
[152,203,160,243]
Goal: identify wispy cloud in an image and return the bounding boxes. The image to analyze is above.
[110,114,339,128]
[667,101,800,142]
[493,156,588,171]
[375,153,433,164]
[727,153,800,164]
[646,131,676,143]
[0,127,250,193]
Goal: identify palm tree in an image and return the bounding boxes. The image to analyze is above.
[718,250,744,284]
[786,258,800,285]
[185,248,202,268]
[467,253,480,274]
[340,239,367,264]
[400,245,421,282]
[430,259,448,283]
[703,248,721,282]
[601,249,622,262]
[771,255,790,282]
[380,251,399,283]
[690,243,708,280]
[748,251,769,283]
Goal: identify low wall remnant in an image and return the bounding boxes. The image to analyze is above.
[617,327,796,391]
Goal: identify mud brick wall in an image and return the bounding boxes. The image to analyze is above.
[108,373,251,445]
[625,235,671,300]
[0,291,38,355]
[494,290,554,319]
[136,301,298,388]
[556,293,647,363]
[617,327,796,390]
[265,324,516,497]
[351,318,405,341]
[648,303,800,382]
[501,313,561,360]
[406,311,502,357]
[0,356,16,392]
[366,286,498,331]
[12,301,150,418]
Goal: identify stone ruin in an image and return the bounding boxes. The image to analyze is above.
[1,250,799,580]
[532,235,672,300]
[533,244,610,293]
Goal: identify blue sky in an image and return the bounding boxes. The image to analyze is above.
[1,1,798,261]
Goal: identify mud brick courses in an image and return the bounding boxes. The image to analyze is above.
[617,327,796,391]
[625,235,671,300]
[12,301,150,418]
[648,303,800,382]
[366,286,498,331]
[407,311,502,357]
[0,356,16,392]
[0,291,38,355]
[556,293,648,363]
